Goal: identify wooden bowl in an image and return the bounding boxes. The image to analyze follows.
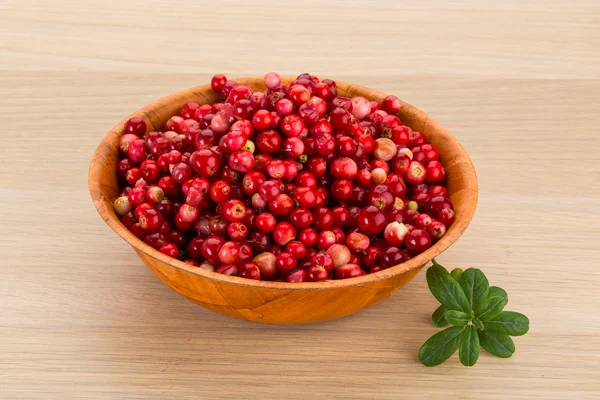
[89,77,478,324]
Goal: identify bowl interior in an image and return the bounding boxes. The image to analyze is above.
[89,76,478,290]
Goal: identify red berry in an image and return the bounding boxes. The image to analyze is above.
[211,74,227,92]
[330,157,358,180]
[299,228,318,247]
[190,149,221,178]
[316,230,336,250]
[310,252,334,272]
[307,265,328,282]
[381,95,401,114]
[404,229,432,253]
[358,205,388,235]
[273,222,296,246]
[289,208,314,229]
[287,269,308,282]
[159,243,179,258]
[276,252,297,273]
[268,194,294,216]
[256,212,276,232]
[139,208,164,232]
[125,117,147,137]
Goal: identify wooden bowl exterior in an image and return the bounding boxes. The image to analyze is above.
[89,77,478,324]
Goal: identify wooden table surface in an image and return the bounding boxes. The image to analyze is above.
[2,1,599,398]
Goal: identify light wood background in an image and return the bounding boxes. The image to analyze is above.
[1,1,599,399]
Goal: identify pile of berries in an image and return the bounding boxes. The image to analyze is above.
[113,72,456,282]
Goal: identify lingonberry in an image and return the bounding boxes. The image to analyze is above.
[287,269,308,282]
[139,208,164,232]
[211,74,227,92]
[210,180,231,203]
[144,232,167,249]
[201,235,225,266]
[228,150,254,173]
[289,208,314,229]
[133,203,153,221]
[216,264,238,276]
[381,95,401,114]
[383,221,409,246]
[307,265,328,282]
[404,229,432,253]
[424,196,453,218]
[218,241,241,264]
[326,244,351,269]
[146,186,164,204]
[329,107,354,130]
[346,231,370,252]
[258,180,282,202]
[330,157,358,180]
[381,247,410,268]
[334,264,362,279]
[312,207,334,231]
[316,230,336,250]
[186,237,205,261]
[285,241,307,260]
[247,231,270,253]
[331,179,353,202]
[437,207,456,227]
[314,133,335,156]
[311,252,334,272]
[391,126,410,145]
[127,187,147,208]
[305,156,327,177]
[299,228,318,247]
[426,160,446,183]
[288,85,311,105]
[331,227,346,244]
[276,252,298,273]
[113,196,132,217]
[227,221,248,241]
[371,168,387,185]
[273,222,296,246]
[222,199,246,222]
[405,161,427,185]
[427,220,447,241]
[332,206,351,228]
[282,137,305,159]
[253,252,277,280]
[159,243,179,258]
[407,130,426,148]
[358,205,388,235]
[268,193,294,216]
[429,185,449,197]
[281,114,305,137]
[238,263,260,280]
[190,149,221,178]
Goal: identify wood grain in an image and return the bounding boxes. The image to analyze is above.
[1,0,600,398]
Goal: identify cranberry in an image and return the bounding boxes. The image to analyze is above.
[383,221,409,246]
[282,137,305,159]
[427,220,447,241]
[391,153,411,174]
[238,263,260,280]
[210,180,231,203]
[276,98,294,116]
[334,263,362,279]
[311,207,334,231]
[226,221,248,242]
[218,241,241,264]
[361,247,380,268]
[358,205,388,235]
[429,185,449,197]
[391,126,410,145]
[405,161,427,185]
[273,222,296,246]
[255,212,276,232]
[298,102,319,126]
[144,232,167,249]
[329,107,354,130]
[326,244,351,269]
[289,208,314,229]
[305,156,327,177]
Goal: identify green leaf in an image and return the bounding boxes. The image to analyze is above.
[432,305,448,328]
[475,296,508,321]
[484,311,529,336]
[418,326,465,367]
[479,330,515,358]
[459,268,489,311]
[473,318,484,330]
[426,265,471,313]
[450,268,464,281]
[459,325,480,366]
[488,286,508,300]
[444,310,471,326]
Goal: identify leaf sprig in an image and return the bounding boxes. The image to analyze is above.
[418,263,529,367]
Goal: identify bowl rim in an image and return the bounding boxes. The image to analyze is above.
[89,76,478,290]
